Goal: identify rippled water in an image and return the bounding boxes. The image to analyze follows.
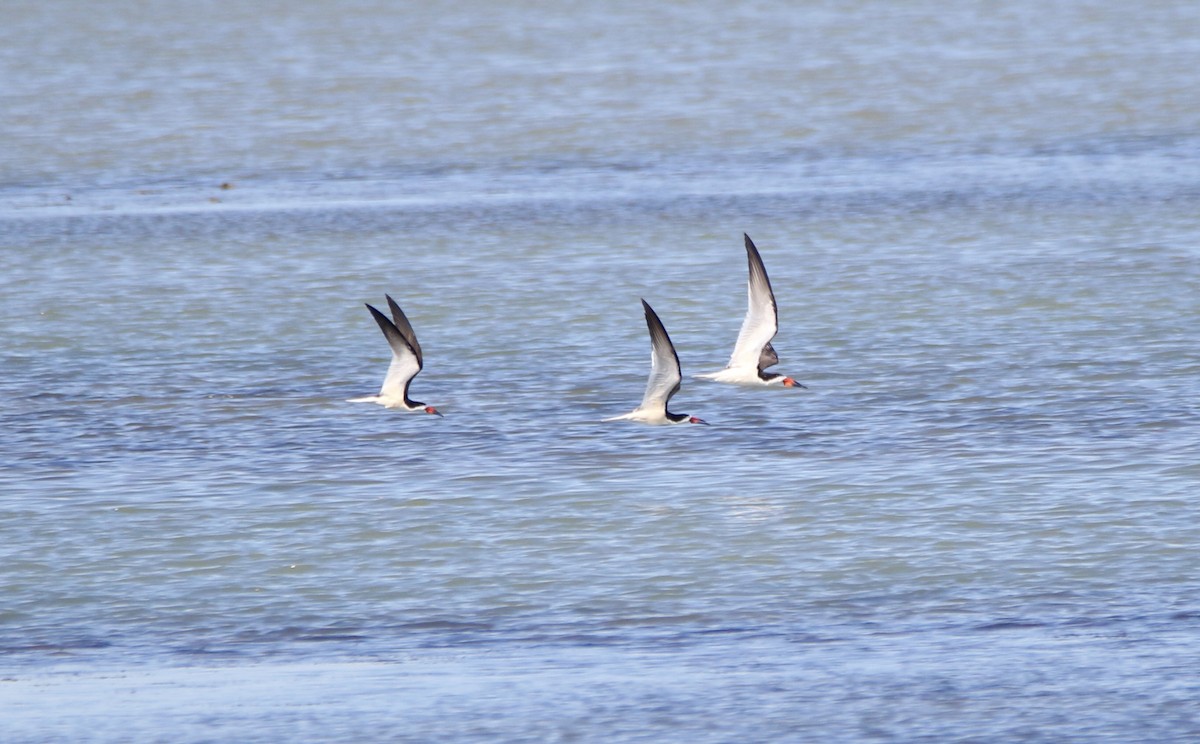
[3,1,1200,741]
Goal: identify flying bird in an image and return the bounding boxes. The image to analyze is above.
[697,234,804,388]
[347,295,442,415]
[605,299,707,425]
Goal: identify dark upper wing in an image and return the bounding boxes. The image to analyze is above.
[758,341,780,371]
[729,234,780,370]
[385,294,423,367]
[366,303,422,400]
[639,299,683,411]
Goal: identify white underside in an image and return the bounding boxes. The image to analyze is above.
[695,367,781,385]
[346,395,420,411]
[602,408,680,425]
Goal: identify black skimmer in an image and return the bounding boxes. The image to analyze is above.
[697,234,804,388]
[605,299,707,425]
[347,295,442,415]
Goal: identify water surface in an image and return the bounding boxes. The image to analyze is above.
[2,1,1200,741]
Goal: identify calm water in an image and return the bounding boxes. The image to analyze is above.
[3,1,1200,741]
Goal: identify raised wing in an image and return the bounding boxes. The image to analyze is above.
[759,341,780,371]
[727,233,780,372]
[385,294,423,368]
[639,299,682,413]
[366,303,421,400]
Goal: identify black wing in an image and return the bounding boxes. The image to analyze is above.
[385,294,423,368]
[640,299,683,410]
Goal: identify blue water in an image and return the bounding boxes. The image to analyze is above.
[2,1,1200,741]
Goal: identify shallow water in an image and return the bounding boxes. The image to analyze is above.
[3,1,1200,741]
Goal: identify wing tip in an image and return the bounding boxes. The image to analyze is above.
[744,233,764,263]
[640,298,661,329]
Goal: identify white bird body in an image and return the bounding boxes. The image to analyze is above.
[697,234,803,388]
[347,295,442,415]
[605,299,707,425]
